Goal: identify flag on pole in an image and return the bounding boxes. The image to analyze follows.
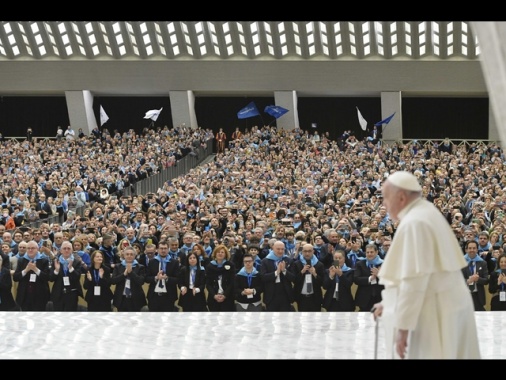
[237,102,260,119]
[100,105,109,126]
[374,112,396,127]
[356,107,368,131]
[264,105,289,119]
[144,107,163,121]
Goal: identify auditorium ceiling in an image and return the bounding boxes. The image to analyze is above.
[0,21,487,98]
[0,21,479,61]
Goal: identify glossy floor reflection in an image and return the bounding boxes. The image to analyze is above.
[0,311,502,359]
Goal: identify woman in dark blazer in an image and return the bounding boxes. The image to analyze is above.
[83,249,114,311]
[205,244,236,311]
[178,251,208,311]
[111,246,147,311]
[322,250,355,311]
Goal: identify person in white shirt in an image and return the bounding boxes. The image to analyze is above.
[64,126,75,140]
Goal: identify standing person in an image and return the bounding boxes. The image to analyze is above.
[178,251,208,311]
[353,243,384,312]
[372,171,480,359]
[260,240,295,311]
[64,125,75,140]
[111,246,147,311]
[26,127,33,142]
[462,240,489,311]
[205,244,236,311]
[145,240,180,312]
[56,126,64,141]
[83,250,114,311]
[0,255,18,311]
[49,240,84,311]
[488,253,506,311]
[215,128,226,154]
[322,249,355,312]
[292,243,324,311]
[13,240,51,311]
[235,252,263,311]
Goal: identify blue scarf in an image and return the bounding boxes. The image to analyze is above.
[210,260,226,268]
[168,250,179,261]
[121,259,139,267]
[366,256,384,267]
[298,255,319,267]
[155,254,169,272]
[347,250,365,260]
[58,254,74,270]
[266,251,287,263]
[253,256,262,270]
[22,252,43,262]
[340,263,352,272]
[237,267,259,277]
[464,254,484,263]
[195,256,206,270]
[313,245,322,259]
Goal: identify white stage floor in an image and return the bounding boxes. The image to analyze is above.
[0,312,503,359]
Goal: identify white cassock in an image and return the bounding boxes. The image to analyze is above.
[378,198,481,359]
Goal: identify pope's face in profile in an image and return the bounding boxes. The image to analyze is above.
[382,181,402,221]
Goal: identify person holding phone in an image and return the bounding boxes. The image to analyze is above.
[292,243,325,311]
[322,249,355,312]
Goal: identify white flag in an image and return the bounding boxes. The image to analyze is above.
[144,107,163,121]
[356,107,367,131]
[100,105,109,126]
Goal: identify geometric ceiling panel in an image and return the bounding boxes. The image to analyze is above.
[0,21,480,61]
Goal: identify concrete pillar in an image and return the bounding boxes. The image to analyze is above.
[274,90,299,130]
[65,90,97,135]
[169,90,198,129]
[489,102,500,142]
[380,91,402,144]
[471,22,506,148]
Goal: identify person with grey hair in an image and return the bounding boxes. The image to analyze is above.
[372,171,480,359]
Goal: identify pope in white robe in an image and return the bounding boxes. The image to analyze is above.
[375,171,480,359]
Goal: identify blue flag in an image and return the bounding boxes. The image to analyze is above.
[374,112,396,126]
[264,105,289,119]
[237,102,260,119]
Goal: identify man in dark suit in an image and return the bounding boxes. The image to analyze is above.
[260,240,295,311]
[110,246,147,311]
[35,194,53,219]
[13,240,51,311]
[145,241,180,311]
[49,240,84,311]
[353,243,384,312]
[462,240,489,311]
[292,243,325,311]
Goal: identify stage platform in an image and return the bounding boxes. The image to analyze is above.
[0,311,503,359]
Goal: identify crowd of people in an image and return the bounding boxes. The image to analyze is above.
[0,123,505,312]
